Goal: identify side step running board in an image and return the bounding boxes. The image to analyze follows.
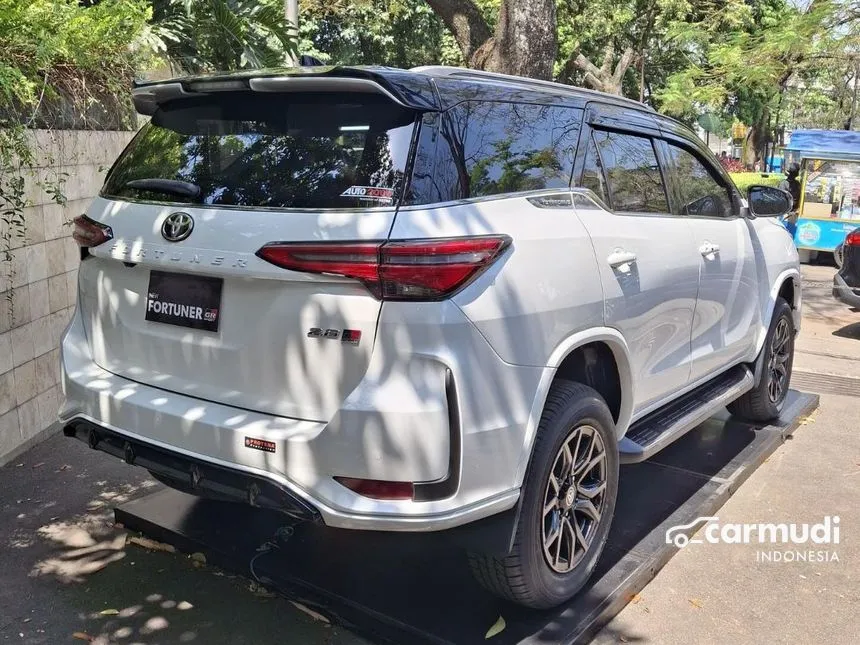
[619,366,754,464]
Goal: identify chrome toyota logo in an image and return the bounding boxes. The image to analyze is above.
[161,212,194,242]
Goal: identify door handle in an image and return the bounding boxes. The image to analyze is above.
[699,242,720,256]
[607,249,637,268]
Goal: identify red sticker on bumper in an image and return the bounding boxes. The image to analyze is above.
[245,437,276,453]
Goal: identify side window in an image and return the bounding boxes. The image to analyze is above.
[664,144,733,218]
[579,133,609,205]
[592,130,669,213]
[407,102,582,204]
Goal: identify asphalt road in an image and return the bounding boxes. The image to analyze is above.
[0,436,368,645]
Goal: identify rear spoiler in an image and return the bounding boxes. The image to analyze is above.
[131,66,440,116]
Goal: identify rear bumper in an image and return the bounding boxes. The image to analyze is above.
[64,418,321,521]
[60,301,532,531]
[833,272,860,308]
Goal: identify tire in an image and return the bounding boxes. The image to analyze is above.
[727,297,795,422]
[834,245,844,269]
[468,381,619,609]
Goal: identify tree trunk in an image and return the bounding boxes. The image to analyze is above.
[471,0,557,80]
[848,58,859,130]
[743,118,767,169]
[284,0,298,65]
[426,0,557,80]
[425,0,492,63]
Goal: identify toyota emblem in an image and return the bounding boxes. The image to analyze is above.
[161,212,194,242]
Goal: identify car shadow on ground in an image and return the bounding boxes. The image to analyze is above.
[832,320,860,339]
[0,435,363,645]
[2,395,814,645]
[115,400,814,645]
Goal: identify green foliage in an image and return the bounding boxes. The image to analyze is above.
[0,0,153,123]
[152,0,298,73]
[656,1,856,132]
[729,172,785,192]
[556,0,692,95]
[297,0,459,68]
[0,0,152,312]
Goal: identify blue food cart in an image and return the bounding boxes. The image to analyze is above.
[783,129,860,264]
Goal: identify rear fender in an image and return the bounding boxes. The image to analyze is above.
[487,329,633,556]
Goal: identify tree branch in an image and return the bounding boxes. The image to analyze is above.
[425,0,492,62]
[600,44,614,76]
[613,48,636,84]
[559,46,636,95]
[574,53,605,83]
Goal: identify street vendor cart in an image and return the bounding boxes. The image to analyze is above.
[784,129,860,266]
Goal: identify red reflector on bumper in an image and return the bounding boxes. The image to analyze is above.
[334,477,414,500]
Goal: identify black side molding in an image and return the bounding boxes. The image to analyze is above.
[412,369,462,502]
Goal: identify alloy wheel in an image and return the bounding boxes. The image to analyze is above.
[767,317,792,404]
[541,424,608,573]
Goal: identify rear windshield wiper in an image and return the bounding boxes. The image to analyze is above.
[124,178,201,199]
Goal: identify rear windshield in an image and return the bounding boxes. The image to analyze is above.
[102,92,417,209]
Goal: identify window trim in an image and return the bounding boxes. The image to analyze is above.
[579,131,612,211]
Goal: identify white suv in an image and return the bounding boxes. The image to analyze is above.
[60,66,801,608]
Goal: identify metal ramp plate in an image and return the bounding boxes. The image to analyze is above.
[115,391,818,645]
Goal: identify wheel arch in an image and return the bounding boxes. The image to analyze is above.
[760,269,802,354]
[750,273,800,388]
[514,327,634,487]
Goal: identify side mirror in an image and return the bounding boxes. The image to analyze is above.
[747,185,792,217]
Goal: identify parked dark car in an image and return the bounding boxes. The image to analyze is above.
[833,228,860,309]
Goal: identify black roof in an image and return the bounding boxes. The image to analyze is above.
[413,66,654,112]
[132,64,654,116]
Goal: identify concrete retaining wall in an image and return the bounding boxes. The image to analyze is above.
[1,129,135,463]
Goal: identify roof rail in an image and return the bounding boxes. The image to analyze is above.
[410,65,654,111]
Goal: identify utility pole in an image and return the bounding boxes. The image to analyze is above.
[285,0,299,65]
[848,57,859,131]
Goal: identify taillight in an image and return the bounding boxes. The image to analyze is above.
[334,477,414,500]
[845,229,860,247]
[72,215,113,248]
[256,235,511,300]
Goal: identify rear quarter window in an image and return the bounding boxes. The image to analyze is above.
[102,92,417,209]
[407,101,582,204]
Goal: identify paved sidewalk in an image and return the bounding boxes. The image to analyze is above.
[0,435,365,645]
[595,264,859,644]
[794,264,859,379]
[594,391,859,644]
